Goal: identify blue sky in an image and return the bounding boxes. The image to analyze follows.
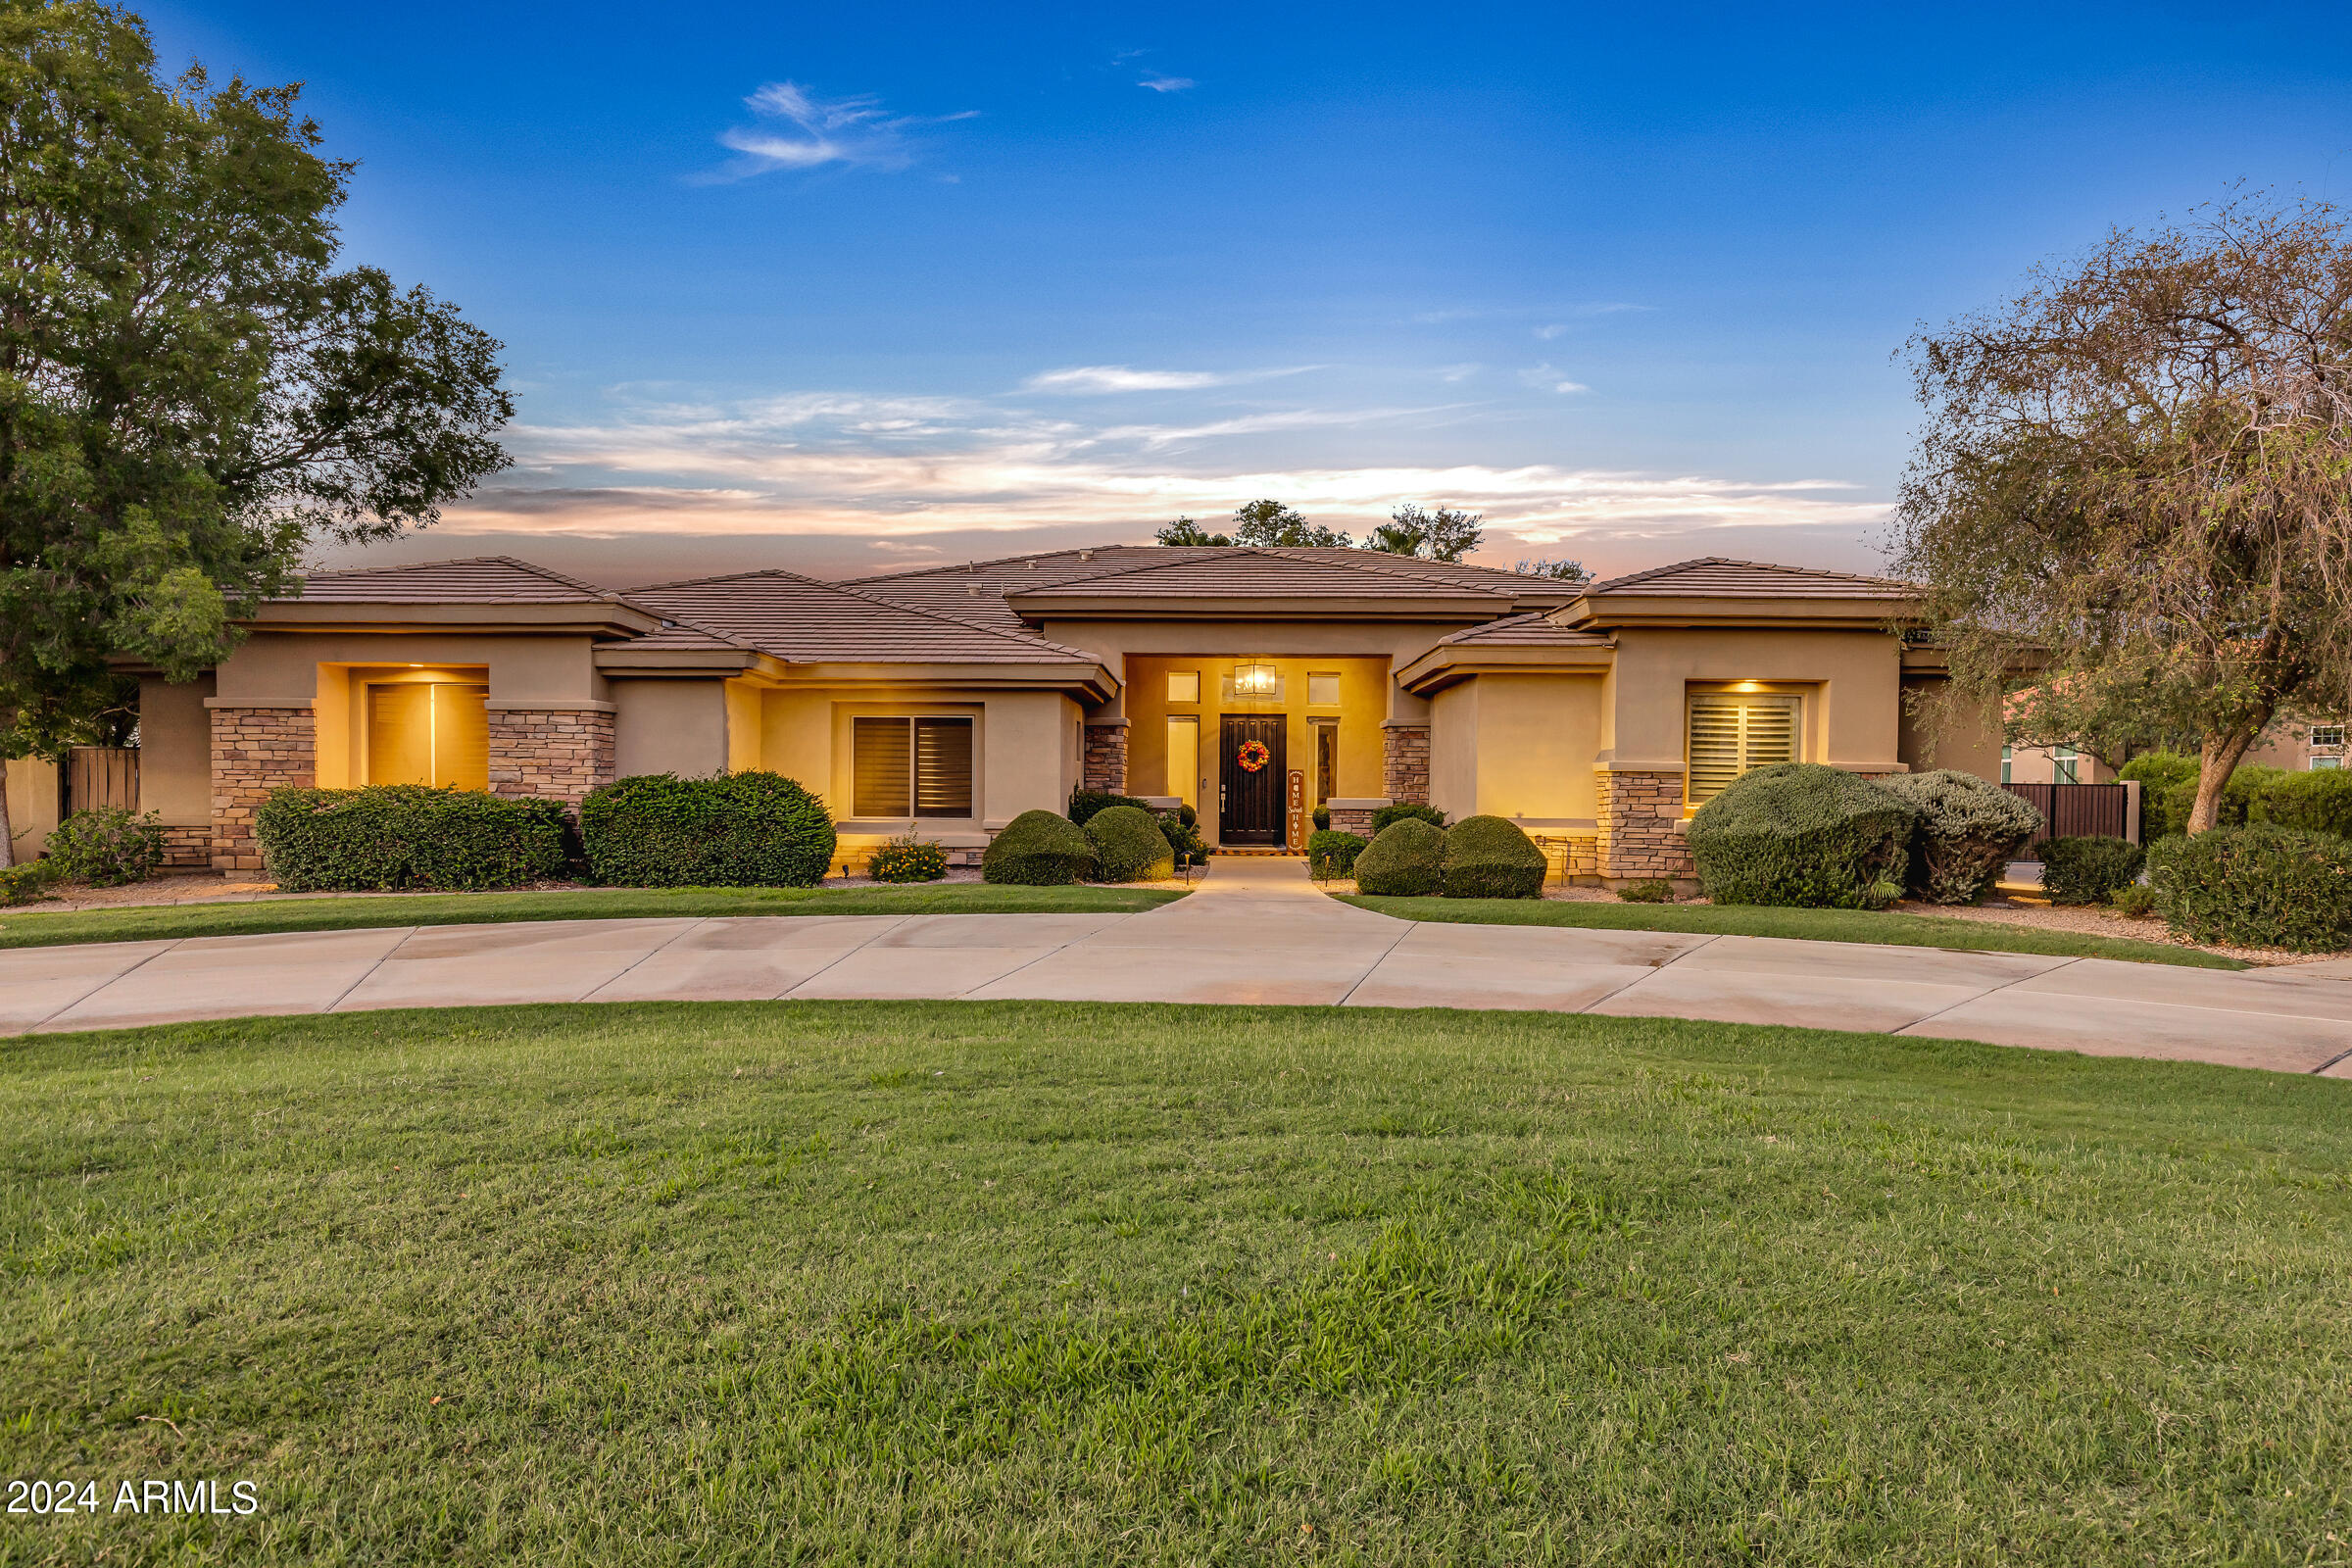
[150,0,2352,584]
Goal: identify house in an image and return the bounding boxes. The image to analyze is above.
[3,547,1997,886]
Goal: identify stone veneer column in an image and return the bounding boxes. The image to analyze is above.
[1594,768,1694,881]
[1327,806,1378,837]
[1381,723,1430,804]
[209,705,315,872]
[487,708,616,806]
[1082,720,1129,795]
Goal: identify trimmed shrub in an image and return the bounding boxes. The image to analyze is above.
[1307,828,1367,878]
[2038,835,2144,906]
[1,860,57,906]
[1087,805,1174,882]
[2246,765,2352,840]
[865,832,949,884]
[1688,762,1913,909]
[2111,882,2158,918]
[2147,825,2352,953]
[983,809,1097,886]
[1352,817,1447,897]
[258,785,569,892]
[580,771,834,888]
[1441,814,1547,899]
[2118,752,2199,840]
[1311,804,1331,832]
[1372,802,1448,834]
[43,806,164,887]
[1617,878,1674,904]
[1157,809,1207,867]
[1878,768,2041,904]
[1067,790,1154,826]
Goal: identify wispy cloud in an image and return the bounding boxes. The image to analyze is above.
[1435,363,1482,383]
[1520,364,1591,394]
[1021,364,1317,394]
[1139,73,1195,92]
[704,80,975,181]
[1533,323,1567,340]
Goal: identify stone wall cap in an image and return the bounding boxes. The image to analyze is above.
[486,700,618,714]
[202,698,315,710]
[1325,797,1392,809]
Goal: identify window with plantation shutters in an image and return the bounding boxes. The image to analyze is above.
[1686,692,1798,804]
[852,716,974,817]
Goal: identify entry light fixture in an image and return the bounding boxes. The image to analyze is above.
[1233,661,1278,697]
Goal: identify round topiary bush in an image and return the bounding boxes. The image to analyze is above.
[1688,762,1914,909]
[43,806,164,887]
[259,785,571,892]
[1876,768,2042,904]
[1371,802,1448,834]
[2146,825,2352,952]
[1352,817,1447,897]
[1307,828,1367,878]
[1440,814,1547,899]
[1086,805,1174,882]
[865,831,949,883]
[2038,835,2144,906]
[983,809,1097,886]
[579,771,835,888]
[1067,790,1155,826]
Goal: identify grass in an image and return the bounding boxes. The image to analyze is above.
[0,881,1187,951]
[5,1001,2350,1565]
[1338,893,2250,969]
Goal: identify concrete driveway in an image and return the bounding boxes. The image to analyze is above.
[7,858,2351,1076]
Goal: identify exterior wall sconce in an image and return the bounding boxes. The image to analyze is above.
[1233,661,1278,697]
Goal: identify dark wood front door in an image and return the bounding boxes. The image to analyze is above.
[1219,714,1287,846]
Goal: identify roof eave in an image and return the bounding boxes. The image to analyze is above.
[1560,593,1922,630]
[764,660,1118,701]
[246,600,664,637]
[1005,592,1510,621]
[1396,643,1616,695]
[592,646,774,676]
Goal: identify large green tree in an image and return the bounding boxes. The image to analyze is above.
[1892,194,2352,833]
[0,1,512,863]
[1359,502,1482,562]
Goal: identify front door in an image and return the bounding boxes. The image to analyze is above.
[1219,714,1287,846]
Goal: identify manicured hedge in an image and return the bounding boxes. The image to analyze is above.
[1441,814,1546,899]
[258,785,570,892]
[2039,835,2144,906]
[983,809,1097,886]
[1688,763,1912,909]
[1372,803,1448,835]
[1307,829,1367,878]
[579,771,834,888]
[1086,805,1174,882]
[2147,825,2352,953]
[2248,766,2352,840]
[1878,768,2040,904]
[43,806,164,887]
[2118,752,2199,839]
[1067,790,1155,826]
[1353,817,1447,897]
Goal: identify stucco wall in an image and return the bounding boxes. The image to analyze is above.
[1602,626,1907,770]
[138,675,216,827]
[758,684,1082,840]
[215,629,606,707]
[1898,678,2004,782]
[1429,674,1603,824]
[1033,617,1470,724]
[612,679,729,779]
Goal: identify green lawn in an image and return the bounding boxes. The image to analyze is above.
[1339,892,2249,969]
[5,1002,2349,1564]
[0,881,1187,951]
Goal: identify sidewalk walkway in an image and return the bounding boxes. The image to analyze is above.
[7,858,2351,1076]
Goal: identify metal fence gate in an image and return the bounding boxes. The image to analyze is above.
[2002,781,2130,846]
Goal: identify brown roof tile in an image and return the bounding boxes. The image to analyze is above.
[289,556,614,604]
[1436,612,1613,647]
[1583,557,1915,599]
[626,569,1102,665]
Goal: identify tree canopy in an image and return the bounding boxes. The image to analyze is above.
[1154,499,1490,560]
[1891,194,2352,832]
[1360,503,1483,562]
[0,1,512,858]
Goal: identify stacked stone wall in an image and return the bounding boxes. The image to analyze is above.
[1082,722,1129,795]
[209,706,315,872]
[1595,769,1694,881]
[1328,806,1378,837]
[488,709,615,805]
[159,824,211,869]
[1382,725,1430,804]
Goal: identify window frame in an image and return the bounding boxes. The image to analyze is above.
[1684,688,1802,807]
[1166,669,1200,705]
[850,713,976,820]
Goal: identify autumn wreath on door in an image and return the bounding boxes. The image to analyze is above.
[1236,739,1272,772]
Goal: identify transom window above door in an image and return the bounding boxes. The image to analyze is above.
[1686,691,1798,804]
[853,716,973,817]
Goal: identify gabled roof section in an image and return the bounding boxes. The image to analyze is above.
[1435,612,1613,648]
[1583,558,1914,599]
[289,556,613,604]
[626,568,1106,667]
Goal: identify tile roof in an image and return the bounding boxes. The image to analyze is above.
[625,569,1102,665]
[289,556,614,604]
[1582,558,1915,598]
[1435,612,1613,647]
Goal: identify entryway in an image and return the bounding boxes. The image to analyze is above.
[1218,713,1286,846]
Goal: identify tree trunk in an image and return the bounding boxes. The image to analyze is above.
[2186,730,2261,834]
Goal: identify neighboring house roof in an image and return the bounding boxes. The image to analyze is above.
[289,555,616,604]
[626,568,1104,666]
[1582,557,1915,599]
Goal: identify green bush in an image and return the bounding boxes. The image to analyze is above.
[258,786,570,892]
[1441,814,1547,899]
[2038,835,2145,906]
[1877,768,2040,904]
[1157,808,1207,867]
[579,771,835,888]
[1307,829,1367,878]
[1371,802,1448,834]
[1688,763,1913,909]
[1067,790,1154,826]
[1311,804,1331,832]
[2246,765,2352,840]
[1616,878,1674,904]
[2147,825,2352,953]
[1086,805,1174,882]
[43,806,164,887]
[2111,882,2158,918]
[0,860,57,906]
[865,832,949,884]
[2118,751,2200,839]
[983,809,1097,886]
[1352,818,1447,897]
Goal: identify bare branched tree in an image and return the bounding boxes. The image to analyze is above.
[1892,192,2352,833]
